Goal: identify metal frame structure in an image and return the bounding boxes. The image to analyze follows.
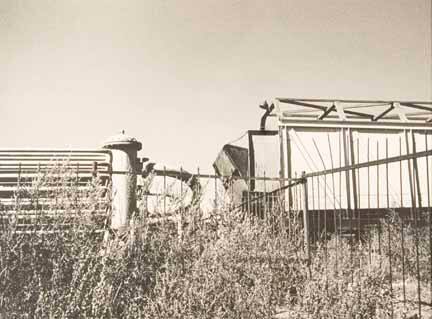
[247,130,278,191]
[275,98,432,130]
[273,98,432,209]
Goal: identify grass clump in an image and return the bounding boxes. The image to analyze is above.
[0,167,427,318]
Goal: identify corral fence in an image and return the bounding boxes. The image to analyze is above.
[0,150,112,233]
[138,133,432,317]
[1,131,432,317]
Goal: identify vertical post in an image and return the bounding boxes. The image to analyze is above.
[103,131,142,232]
[317,171,321,239]
[328,133,338,272]
[279,174,284,234]
[399,133,406,303]
[92,161,98,179]
[343,128,354,282]
[411,130,423,317]
[400,137,403,207]
[338,129,342,239]
[377,141,380,209]
[231,170,234,211]
[286,128,293,211]
[179,167,184,240]
[313,138,327,242]
[412,131,423,208]
[163,166,167,215]
[248,131,255,191]
[302,171,311,261]
[405,130,415,219]
[356,139,361,241]
[349,129,358,236]
[426,132,432,304]
[264,171,268,223]
[75,163,79,211]
[16,163,21,217]
[311,175,316,242]
[36,163,41,214]
[247,173,251,219]
[279,127,285,185]
[377,141,381,256]
[279,127,286,231]
[385,138,394,317]
[342,128,352,218]
[367,138,371,265]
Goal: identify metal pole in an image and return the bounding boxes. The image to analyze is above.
[411,130,422,317]
[426,132,432,304]
[339,130,343,239]
[302,172,311,262]
[405,130,415,220]
[385,138,394,317]
[367,138,371,265]
[400,136,406,304]
[400,137,403,207]
[163,166,167,215]
[327,133,339,273]
[179,167,184,240]
[356,138,361,241]
[264,171,268,224]
[343,128,353,282]
[311,175,316,243]
[377,141,381,256]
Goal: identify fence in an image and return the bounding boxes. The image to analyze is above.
[293,132,432,318]
[1,132,432,317]
[136,134,432,317]
[0,150,113,233]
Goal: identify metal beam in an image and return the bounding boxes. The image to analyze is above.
[372,104,394,121]
[281,100,327,111]
[247,130,279,136]
[277,98,432,105]
[344,109,375,119]
[400,102,432,113]
[278,118,432,131]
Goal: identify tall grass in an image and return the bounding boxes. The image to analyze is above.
[0,167,429,318]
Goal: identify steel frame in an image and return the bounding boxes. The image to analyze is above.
[275,98,432,131]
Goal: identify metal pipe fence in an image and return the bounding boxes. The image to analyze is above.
[2,143,432,317]
[0,150,113,233]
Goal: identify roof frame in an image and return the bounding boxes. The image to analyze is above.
[275,98,432,130]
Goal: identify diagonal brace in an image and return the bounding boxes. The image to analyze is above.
[372,104,394,121]
[317,104,336,120]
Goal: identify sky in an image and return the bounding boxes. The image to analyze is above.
[1,0,431,172]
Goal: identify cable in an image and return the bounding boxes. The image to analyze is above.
[226,131,247,146]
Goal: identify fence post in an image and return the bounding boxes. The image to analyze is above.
[103,131,142,232]
[302,171,311,261]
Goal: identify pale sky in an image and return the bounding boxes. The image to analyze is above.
[1,0,431,171]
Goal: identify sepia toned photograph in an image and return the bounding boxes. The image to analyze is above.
[1,1,432,318]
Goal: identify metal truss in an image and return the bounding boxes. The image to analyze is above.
[274,98,432,131]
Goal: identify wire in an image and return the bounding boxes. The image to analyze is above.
[226,131,248,145]
[291,130,342,208]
